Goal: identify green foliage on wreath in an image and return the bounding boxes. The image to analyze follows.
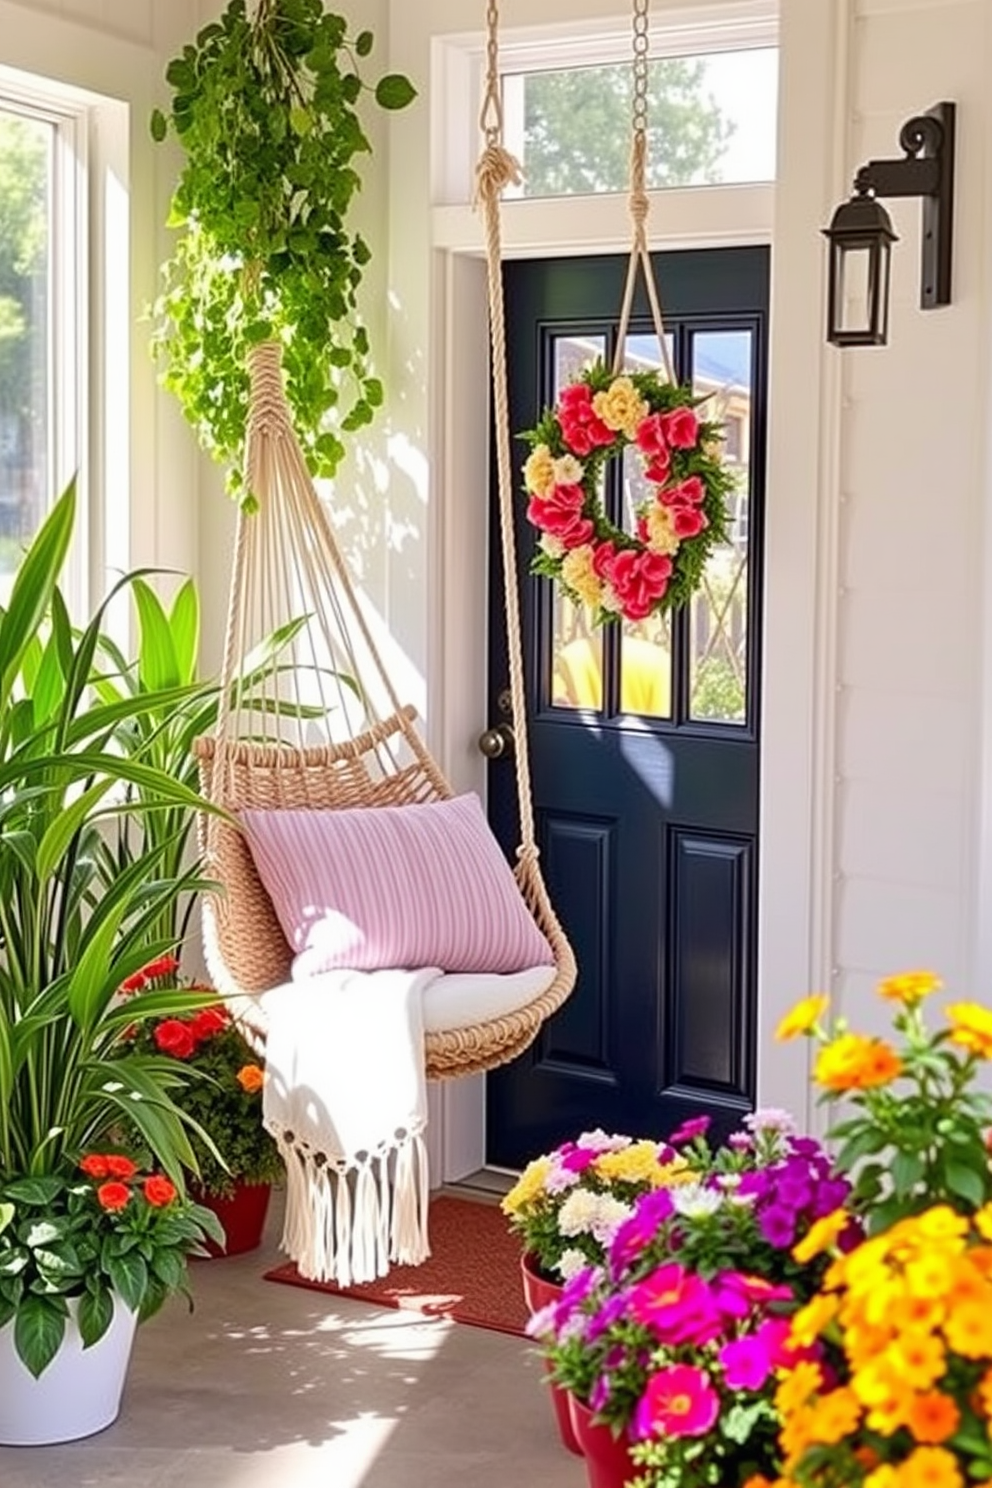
[523,361,736,623]
[149,0,416,502]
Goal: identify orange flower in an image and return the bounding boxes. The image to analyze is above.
[775,1361,824,1416]
[906,1392,960,1445]
[143,1175,178,1208]
[808,1387,862,1444]
[975,1366,992,1417]
[886,1331,946,1391]
[877,970,942,1005]
[104,1154,138,1180]
[237,1063,265,1094]
[900,1446,963,1488]
[945,1002,992,1060]
[943,1302,992,1358]
[814,1033,902,1091]
[775,994,830,1042]
[96,1181,131,1213]
[79,1154,110,1178]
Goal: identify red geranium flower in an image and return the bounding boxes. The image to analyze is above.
[118,971,146,995]
[104,1154,138,1180]
[141,954,181,982]
[143,1175,178,1208]
[96,1181,132,1213]
[153,1019,197,1060]
[79,1154,110,1179]
[189,1006,229,1042]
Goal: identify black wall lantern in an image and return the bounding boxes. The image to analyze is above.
[823,101,956,347]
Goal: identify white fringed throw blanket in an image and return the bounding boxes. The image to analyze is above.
[261,967,436,1286]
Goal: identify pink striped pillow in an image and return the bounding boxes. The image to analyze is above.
[239,793,554,977]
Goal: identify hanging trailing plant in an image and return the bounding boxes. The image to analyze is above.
[150,0,416,502]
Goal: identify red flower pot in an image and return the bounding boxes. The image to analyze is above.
[567,1395,638,1488]
[194,1182,272,1258]
[519,1253,583,1456]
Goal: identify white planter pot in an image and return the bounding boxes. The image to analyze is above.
[0,1295,139,1446]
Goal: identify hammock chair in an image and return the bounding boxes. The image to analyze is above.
[193,6,577,1081]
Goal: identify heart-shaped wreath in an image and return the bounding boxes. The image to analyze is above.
[520,363,734,625]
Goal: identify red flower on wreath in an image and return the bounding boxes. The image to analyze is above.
[526,482,594,550]
[557,382,614,456]
[154,1019,197,1060]
[601,547,674,621]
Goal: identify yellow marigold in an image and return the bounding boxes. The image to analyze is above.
[865,1393,911,1436]
[946,1257,992,1309]
[974,1205,992,1244]
[775,1360,823,1415]
[900,1446,964,1488]
[943,1302,992,1359]
[500,1155,552,1216]
[852,1356,909,1408]
[975,1365,992,1417]
[886,1332,947,1391]
[945,1002,992,1060]
[894,1294,946,1335]
[814,1032,903,1091]
[236,1063,265,1094]
[914,1208,969,1247]
[808,1387,863,1445]
[847,1322,900,1371]
[594,1140,670,1186]
[906,1392,961,1445]
[793,1209,849,1266]
[591,376,649,439]
[864,1466,903,1488]
[877,970,942,1005]
[779,1404,818,1467]
[905,1253,958,1301]
[789,1293,839,1349]
[863,1278,910,1329]
[523,443,556,496]
[775,993,830,1042]
[560,544,604,610]
[642,503,681,557]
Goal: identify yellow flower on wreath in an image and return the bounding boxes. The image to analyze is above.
[591,375,649,439]
[560,545,604,609]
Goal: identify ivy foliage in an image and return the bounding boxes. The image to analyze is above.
[150,0,417,502]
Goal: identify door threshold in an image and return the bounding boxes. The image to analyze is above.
[440,1166,517,1203]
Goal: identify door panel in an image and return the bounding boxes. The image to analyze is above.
[486,248,769,1168]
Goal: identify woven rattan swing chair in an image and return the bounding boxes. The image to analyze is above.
[193,28,575,1082]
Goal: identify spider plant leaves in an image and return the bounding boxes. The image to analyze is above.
[0,480,75,711]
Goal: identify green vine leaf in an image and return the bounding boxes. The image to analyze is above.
[150,0,417,502]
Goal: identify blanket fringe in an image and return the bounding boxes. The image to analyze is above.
[271,1125,431,1287]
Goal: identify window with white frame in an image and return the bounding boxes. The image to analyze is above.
[0,67,89,610]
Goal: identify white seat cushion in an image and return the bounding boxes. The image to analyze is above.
[421,964,558,1033]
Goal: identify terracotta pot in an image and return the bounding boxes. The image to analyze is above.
[519,1252,583,1456]
[194,1181,272,1258]
[567,1394,639,1488]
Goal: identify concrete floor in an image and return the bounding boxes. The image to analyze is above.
[0,1196,587,1488]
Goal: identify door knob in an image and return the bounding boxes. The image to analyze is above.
[478,724,515,759]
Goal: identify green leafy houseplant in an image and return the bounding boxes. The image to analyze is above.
[121,959,283,1199]
[150,0,416,499]
[0,481,229,1376]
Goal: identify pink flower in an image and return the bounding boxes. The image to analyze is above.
[635,412,669,460]
[559,1146,598,1174]
[719,1332,776,1392]
[669,1115,711,1145]
[557,383,614,456]
[526,483,594,549]
[628,1264,721,1345]
[671,506,708,540]
[661,475,706,507]
[661,406,699,449]
[604,548,673,622]
[644,449,672,484]
[633,1364,720,1440]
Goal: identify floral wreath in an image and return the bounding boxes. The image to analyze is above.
[521,363,734,625]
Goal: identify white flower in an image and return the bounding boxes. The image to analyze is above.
[744,1107,796,1136]
[671,1183,724,1219]
[728,1191,758,1208]
[544,1164,581,1195]
[524,1301,558,1340]
[589,1197,634,1244]
[553,453,584,485]
[716,1173,742,1191]
[557,1188,603,1237]
[556,1247,589,1281]
[540,533,565,559]
[576,1129,631,1154]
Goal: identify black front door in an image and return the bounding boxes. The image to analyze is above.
[486,247,769,1167]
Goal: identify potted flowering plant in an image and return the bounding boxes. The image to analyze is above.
[761,973,992,1488]
[526,1112,853,1488]
[122,956,283,1253]
[0,484,226,1441]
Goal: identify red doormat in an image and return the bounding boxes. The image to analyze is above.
[263,1194,530,1337]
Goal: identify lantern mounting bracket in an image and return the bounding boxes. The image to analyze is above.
[850,102,955,309]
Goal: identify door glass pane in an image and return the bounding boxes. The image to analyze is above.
[503,48,778,199]
[618,333,673,719]
[0,110,51,606]
[689,329,752,724]
[550,332,606,711]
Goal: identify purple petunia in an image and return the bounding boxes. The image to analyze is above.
[757,1204,797,1249]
